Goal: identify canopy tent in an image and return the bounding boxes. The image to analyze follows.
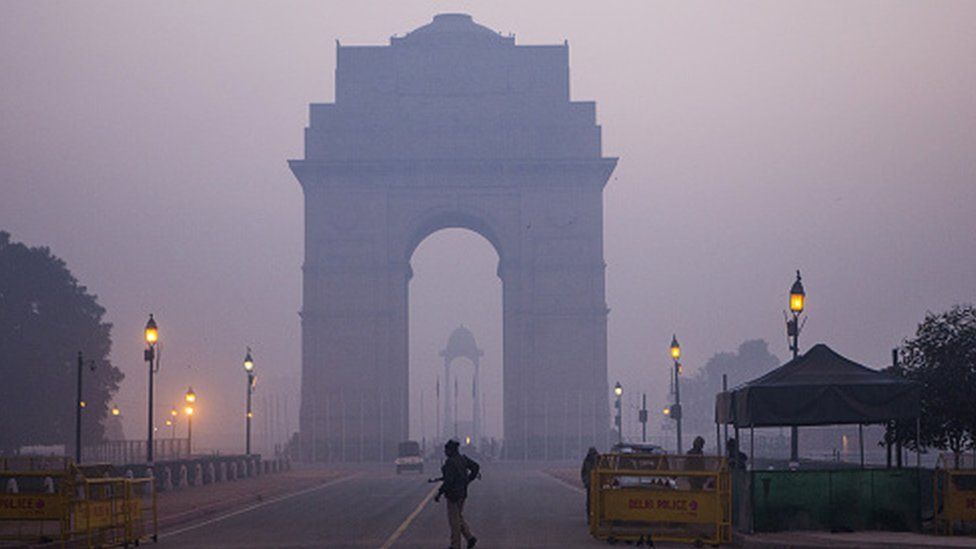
[715,344,919,428]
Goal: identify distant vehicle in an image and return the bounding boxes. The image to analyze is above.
[607,442,674,489]
[395,441,423,474]
[610,442,665,455]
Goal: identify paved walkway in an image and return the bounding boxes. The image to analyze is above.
[740,530,976,548]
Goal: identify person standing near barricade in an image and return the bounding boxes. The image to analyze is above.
[580,447,599,518]
[433,439,480,549]
[726,437,747,470]
[686,436,706,490]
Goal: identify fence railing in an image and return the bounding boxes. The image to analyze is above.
[82,438,189,464]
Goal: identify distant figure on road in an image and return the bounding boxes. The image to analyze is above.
[726,437,748,470]
[580,447,599,517]
[434,439,480,549]
[686,436,706,490]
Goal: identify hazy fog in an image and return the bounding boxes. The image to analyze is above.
[1,1,974,452]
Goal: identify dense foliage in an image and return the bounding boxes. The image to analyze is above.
[680,339,780,434]
[0,231,122,454]
[886,305,976,454]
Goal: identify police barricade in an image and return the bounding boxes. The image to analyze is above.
[0,459,156,547]
[0,469,72,545]
[935,452,976,535]
[589,453,731,546]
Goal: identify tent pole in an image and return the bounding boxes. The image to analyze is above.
[791,426,799,462]
[859,424,865,468]
[750,425,754,471]
[722,375,729,455]
[916,417,921,468]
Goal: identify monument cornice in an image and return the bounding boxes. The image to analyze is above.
[288,157,617,188]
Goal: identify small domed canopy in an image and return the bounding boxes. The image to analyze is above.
[440,325,484,362]
[393,13,512,46]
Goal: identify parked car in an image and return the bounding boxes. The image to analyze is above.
[395,441,424,474]
[608,442,675,489]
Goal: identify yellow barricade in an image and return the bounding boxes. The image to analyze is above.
[0,462,156,547]
[590,453,731,546]
[935,453,976,535]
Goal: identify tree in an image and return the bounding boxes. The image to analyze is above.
[0,231,123,455]
[681,339,780,434]
[886,305,976,456]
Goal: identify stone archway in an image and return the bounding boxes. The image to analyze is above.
[290,13,616,461]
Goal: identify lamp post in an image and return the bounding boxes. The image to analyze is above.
[144,315,158,463]
[184,387,196,455]
[671,335,683,454]
[613,382,623,444]
[786,270,806,462]
[639,393,648,443]
[170,408,178,439]
[243,348,255,455]
[74,351,95,463]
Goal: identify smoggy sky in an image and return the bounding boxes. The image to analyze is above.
[2,1,974,451]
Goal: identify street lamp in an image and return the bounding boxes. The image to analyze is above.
[787,270,805,359]
[111,405,121,417]
[670,334,683,454]
[144,314,159,463]
[243,348,256,455]
[613,382,623,444]
[169,408,178,439]
[184,387,196,455]
[74,351,95,464]
[785,270,806,462]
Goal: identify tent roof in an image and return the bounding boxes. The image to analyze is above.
[715,344,919,428]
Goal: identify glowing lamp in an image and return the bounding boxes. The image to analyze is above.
[789,270,805,314]
[243,348,255,373]
[111,405,121,416]
[613,382,623,397]
[185,387,196,404]
[184,406,194,416]
[670,334,681,360]
[170,408,178,417]
[144,314,158,344]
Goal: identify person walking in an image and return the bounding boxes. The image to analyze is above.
[434,439,480,549]
[580,447,599,518]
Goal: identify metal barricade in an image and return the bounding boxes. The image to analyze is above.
[935,452,976,535]
[589,453,732,545]
[0,460,156,547]
[0,469,72,545]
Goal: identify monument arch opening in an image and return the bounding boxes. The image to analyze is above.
[290,13,616,460]
[407,228,503,451]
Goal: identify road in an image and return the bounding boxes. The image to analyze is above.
[155,461,620,548]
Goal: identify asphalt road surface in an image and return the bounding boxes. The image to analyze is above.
[155,461,626,548]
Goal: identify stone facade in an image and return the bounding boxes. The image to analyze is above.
[290,14,617,460]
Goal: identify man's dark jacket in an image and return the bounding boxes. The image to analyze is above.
[438,453,480,502]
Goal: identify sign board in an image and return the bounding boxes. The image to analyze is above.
[946,489,976,521]
[601,488,720,524]
[0,494,63,520]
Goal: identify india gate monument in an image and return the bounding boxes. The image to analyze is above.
[289,13,617,460]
